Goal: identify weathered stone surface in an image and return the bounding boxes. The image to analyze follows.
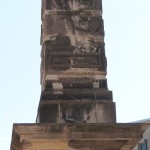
[42,37,106,67]
[40,89,112,100]
[44,78,108,89]
[9,1,150,150]
[42,0,102,12]
[38,0,112,124]
[42,14,104,37]
[40,0,106,86]
[10,123,150,150]
[37,101,116,123]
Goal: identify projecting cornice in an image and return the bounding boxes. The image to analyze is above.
[10,123,150,150]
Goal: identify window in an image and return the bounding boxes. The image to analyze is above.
[139,139,147,150]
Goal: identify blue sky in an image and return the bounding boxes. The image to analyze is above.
[0,0,150,149]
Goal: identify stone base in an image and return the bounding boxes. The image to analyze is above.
[37,101,116,123]
[37,88,116,123]
[10,123,150,150]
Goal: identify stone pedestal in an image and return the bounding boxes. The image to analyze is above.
[10,123,150,150]
[37,100,116,123]
[37,79,116,123]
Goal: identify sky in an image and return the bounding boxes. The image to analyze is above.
[0,0,150,149]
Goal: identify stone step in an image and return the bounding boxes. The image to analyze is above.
[41,89,113,100]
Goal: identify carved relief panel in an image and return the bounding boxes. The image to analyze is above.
[43,38,106,71]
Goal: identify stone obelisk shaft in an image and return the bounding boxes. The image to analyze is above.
[37,0,116,123]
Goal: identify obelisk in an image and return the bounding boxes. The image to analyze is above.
[10,1,150,150]
[37,0,116,124]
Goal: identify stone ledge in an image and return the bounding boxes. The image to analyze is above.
[43,10,102,16]
[10,123,150,150]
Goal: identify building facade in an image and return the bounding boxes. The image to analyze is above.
[133,119,150,150]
